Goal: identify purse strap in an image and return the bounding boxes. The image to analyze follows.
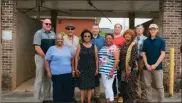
[125,43,134,72]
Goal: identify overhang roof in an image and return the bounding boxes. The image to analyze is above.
[16,0,159,18]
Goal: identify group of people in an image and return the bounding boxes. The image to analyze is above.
[33,18,166,103]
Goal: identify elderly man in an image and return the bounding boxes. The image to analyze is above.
[91,24,105,103]
[134,25,147,100]
[33,19,56,103]
[63,23,79,102]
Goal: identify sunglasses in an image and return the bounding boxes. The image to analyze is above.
[66,28,74,30]
[44,23,52,26]
[84,35,91,38]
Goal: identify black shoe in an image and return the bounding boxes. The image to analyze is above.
[94,97,101,103]
[72,98,78,103]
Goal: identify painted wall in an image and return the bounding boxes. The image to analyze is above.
[56,19,95,36]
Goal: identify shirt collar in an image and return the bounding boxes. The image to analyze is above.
[150,36,158,40]
[93,34,100,39]
[42,28,51,33]
[136,34,144,38]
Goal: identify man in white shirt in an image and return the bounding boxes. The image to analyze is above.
[63,23,79,102]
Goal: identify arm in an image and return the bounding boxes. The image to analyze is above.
[71,57,75,72]
[109,49,120,78]
[44,47,52,79]
[35,45,45,57]
[152,39,166,70]
[94,45,99,75]
[141,40,152,71]
[45,60,52,79]
[111,49,120,71]
[75,45,80,75]
[142,52,148,66]
[71,56,75,77]
[142,52,151,71]
[153,52,165,68]
[33,31,45,57]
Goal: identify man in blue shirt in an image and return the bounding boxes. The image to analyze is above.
[91,24,105,103]
[134,25,147,100]
[142,24,166,103]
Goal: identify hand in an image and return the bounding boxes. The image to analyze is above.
[75,70,80,77]
[72,71,75,77]
[131,41,136,46]
[146,64,152,71]
[135,63,139,71]
[41,55,45,59]
[126,70,131,76]
[151,64,158,70]
[109,71,114,78]
[47,72,52,79]
[95,69,99,76]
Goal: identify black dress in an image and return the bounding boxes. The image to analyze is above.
[119,43,138,103]
[78,44,96,90]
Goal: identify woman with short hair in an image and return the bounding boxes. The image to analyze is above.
[75,29,99,103]
[119,29,138,103]
[99,33,120,103]
[45,34,74,103]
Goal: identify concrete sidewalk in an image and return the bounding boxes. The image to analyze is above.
[1,78,181,102]
[2,90,181,103]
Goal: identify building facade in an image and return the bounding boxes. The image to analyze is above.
[1,0,182,91]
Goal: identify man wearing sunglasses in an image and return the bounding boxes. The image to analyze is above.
[33,19,56,103]
[63,23,79,102]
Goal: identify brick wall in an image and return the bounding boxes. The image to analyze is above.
[2,0,17,90]
[160,0,182,91]
[2,0,42,90]
[0,0,2,98]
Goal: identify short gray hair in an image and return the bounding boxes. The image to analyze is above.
[56,34,63,39]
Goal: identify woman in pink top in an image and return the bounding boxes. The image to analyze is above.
[113,23,126,103]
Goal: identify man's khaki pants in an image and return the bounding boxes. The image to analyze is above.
[143,70,164,103]
[34,54,52,101]
[135,58,147,99]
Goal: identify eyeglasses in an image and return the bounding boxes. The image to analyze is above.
[84,36,91,38]
[44,23,52,26]
[66,28,74,30]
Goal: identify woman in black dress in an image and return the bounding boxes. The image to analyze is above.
[119,29,138,103]
[75,29,99,103]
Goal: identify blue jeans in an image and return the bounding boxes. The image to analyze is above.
[52,73,73,103]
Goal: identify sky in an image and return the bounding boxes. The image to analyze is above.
[99,18,151,32]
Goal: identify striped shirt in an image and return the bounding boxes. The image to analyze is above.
[99,45,118,76]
